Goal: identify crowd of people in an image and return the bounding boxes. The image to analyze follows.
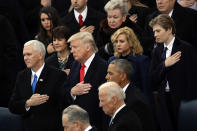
[0,0,197,131]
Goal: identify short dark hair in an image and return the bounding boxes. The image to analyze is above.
[52,26,71,40]
[110,59,133,81]
[149,14,176,35]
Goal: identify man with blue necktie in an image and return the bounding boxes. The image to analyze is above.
[98,81,142,131]
[149,14,197,131]
[9,40,67,131]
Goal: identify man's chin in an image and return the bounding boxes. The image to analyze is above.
[26,65,32,69]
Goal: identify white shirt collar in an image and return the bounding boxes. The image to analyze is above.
[111,104,126,122]
[122,83,130,92]
[83,53,95,74]
[31,63,45,81]
[84,125,92,131]
[164,36,175,51]
[74,6,88,22]
[190,2,197,10]
[168,9,173,17]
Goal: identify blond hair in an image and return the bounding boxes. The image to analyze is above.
[67,31,98,53]
[111,26,143,57]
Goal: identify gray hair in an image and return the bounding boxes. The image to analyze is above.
[98,81,126,100]
[104,0,128,15]
[24,40,46,57]
[67,31,98,53]
[110,59,133,81]
[62,105,89,124]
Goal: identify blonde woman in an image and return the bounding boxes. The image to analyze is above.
[108,26,151,97]
[97,0,142,60]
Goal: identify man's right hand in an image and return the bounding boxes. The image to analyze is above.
[80,26,95,34]
[71,82,92,96]
[179,0,195,7]
[25,94,49,107]
[165,51,181,67]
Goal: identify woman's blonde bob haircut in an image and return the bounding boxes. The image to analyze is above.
[111,26,143,57]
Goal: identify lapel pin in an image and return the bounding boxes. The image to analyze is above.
[39,79,43,82]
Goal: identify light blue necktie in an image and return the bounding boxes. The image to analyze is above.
[32,74,37,94]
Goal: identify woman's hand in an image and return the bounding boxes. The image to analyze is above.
[47,43,55,54]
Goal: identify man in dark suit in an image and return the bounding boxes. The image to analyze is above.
[144,0,197,55]
[106,59,155,131]
[62,105,97,131]
[98,81,142,131]
[64,31,108,131]
[8,40,67,131]
[149,14,197,131]
[62,0,105,41]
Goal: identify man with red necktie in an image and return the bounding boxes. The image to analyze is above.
[62,0,105,41]
[63,31,108,131]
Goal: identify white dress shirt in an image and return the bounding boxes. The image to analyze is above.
[31,63,45,85]
[164,37,175,92]
[84,125,92,131]
[74,6,88,23]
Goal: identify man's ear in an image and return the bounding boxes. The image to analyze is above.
[121,73,127,82]
[111,95,118,105]
[86,44,91,52]
[74,120,80,129]
[167,27,173,34]
[75,120,84,130]
[39,51,44,59]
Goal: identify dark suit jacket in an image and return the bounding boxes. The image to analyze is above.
[128,6,153,29]
[62,7,105,41]
[150,37,197,131]
[145,2,197,51]
[125,83,155,131]
[108,106,142,131]
[108,55,151,99]
[64,54,108,131]
[45,53,74,70]
[8,65,67,131]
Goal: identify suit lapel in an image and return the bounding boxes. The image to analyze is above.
[84,54,98,82]
[109,106,126,128]
[157,44,165,62]
[70,10,81,28]
[75,62,81,82]
[171,38,180,55]
[26,69,33,96]
[35,65,48,94]
[84,8,94,25]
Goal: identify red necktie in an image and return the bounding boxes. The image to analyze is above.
[78,14,83,26]
[80,64,86,82]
